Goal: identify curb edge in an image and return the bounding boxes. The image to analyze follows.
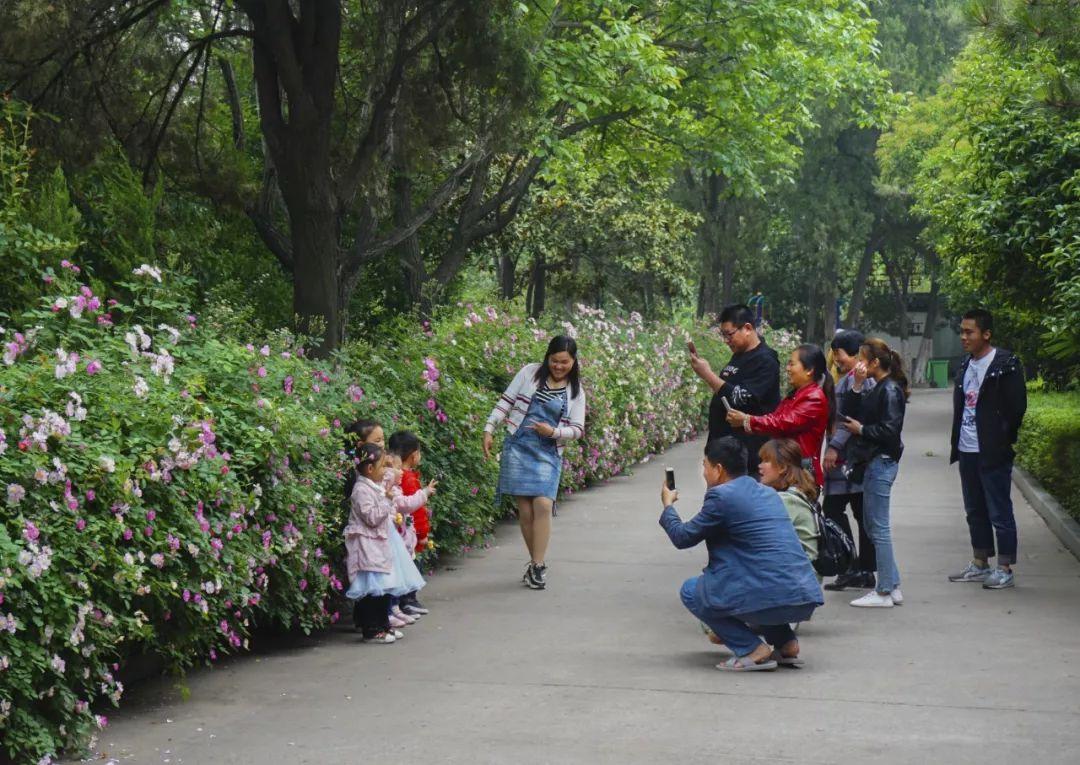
[1014,466,1080,563]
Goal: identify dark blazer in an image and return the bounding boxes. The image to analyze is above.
[659,476,823,615]
[950,349,1027,468]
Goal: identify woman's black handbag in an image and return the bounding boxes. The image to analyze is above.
[840,436,875,485]
[811,500,855,577]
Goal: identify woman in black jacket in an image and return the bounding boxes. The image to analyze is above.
[841,338,909,609]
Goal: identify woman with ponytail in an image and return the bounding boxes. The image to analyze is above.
[726,344,834,485]
[841,338,909,609]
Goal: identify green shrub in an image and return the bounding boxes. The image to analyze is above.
[1016,392,1080,520]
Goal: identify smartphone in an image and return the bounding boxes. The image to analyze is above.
[665,467,676,490]
[687,341,698,355]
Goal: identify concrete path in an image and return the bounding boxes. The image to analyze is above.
[83,391,1080,764]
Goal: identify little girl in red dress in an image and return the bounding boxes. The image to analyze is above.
[389,430,435,615]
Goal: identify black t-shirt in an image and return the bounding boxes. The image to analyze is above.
[707,341,782,444]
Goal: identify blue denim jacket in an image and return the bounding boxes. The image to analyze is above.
[660,476,824,614]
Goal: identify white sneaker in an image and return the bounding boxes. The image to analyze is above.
[391,629,405,640]
[363,632,396,644]
[890,588,904,605]
[850,591,895,608]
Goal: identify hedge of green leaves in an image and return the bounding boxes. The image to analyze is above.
[0,260,793,762]
[1015,392,1080,521]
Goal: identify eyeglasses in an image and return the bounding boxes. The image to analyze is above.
[719,327,743,341]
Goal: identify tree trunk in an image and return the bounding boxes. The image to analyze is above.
[242,0,342,355]
[499,251,517,300]
[698,247,721,318]
[806,279,819,343]
[912,272,941,386]
[694,171,727,319]
[530,254,546,318]
[393,170,425,309]
[290,202,345,349]
[720,249,736,307]
[823,282,838,342]
[847,230,881,327]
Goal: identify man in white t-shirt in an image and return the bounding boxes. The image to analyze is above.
[947,309,1027,590]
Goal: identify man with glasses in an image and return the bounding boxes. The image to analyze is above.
[689,304,781,475]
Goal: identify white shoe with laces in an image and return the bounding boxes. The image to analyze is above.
[890,587,904,605]
[850,590,895,608]
[363,632,396,644]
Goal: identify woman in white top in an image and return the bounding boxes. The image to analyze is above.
[482,336,587,590]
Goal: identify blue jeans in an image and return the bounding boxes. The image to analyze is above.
[679,577,816,657]
[958,453,1017,565]
[862,455,901,594]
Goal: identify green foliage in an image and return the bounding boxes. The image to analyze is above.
[1016,391,1080,520]
[496,162,700,315]
[0,103,80,319]
[879,21,1080,374]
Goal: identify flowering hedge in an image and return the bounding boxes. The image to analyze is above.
[0,258,805,762]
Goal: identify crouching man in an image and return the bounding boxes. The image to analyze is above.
[660,437,824,671]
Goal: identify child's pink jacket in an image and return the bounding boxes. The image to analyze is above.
[343,476,394,578]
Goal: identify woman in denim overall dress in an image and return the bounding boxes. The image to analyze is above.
[483,336,587,590]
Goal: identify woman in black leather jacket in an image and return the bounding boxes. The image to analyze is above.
[841,339,909,609]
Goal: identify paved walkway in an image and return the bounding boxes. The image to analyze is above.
[83,391,1080,764]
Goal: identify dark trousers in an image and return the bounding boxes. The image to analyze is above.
[353,594,391,638]
[958,452,1018,565]
[823,492,875,573]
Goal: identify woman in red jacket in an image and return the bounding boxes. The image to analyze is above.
[726,344,835,485]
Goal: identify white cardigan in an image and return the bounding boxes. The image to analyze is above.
[484,362,586,450]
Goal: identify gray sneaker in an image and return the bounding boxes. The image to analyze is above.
[983,567,1015,590]
[948,562,991,583]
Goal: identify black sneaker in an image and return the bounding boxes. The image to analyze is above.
[856,571,877,589]
[526,563,547,590]
[823,572,858,591]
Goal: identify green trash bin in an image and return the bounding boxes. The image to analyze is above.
[927,359,950,389]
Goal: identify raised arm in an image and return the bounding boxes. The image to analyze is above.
[393,488,429,514]
[659,497,725,550]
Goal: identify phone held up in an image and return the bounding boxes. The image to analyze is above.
[686,341,697,356]
[665,467,676,491]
